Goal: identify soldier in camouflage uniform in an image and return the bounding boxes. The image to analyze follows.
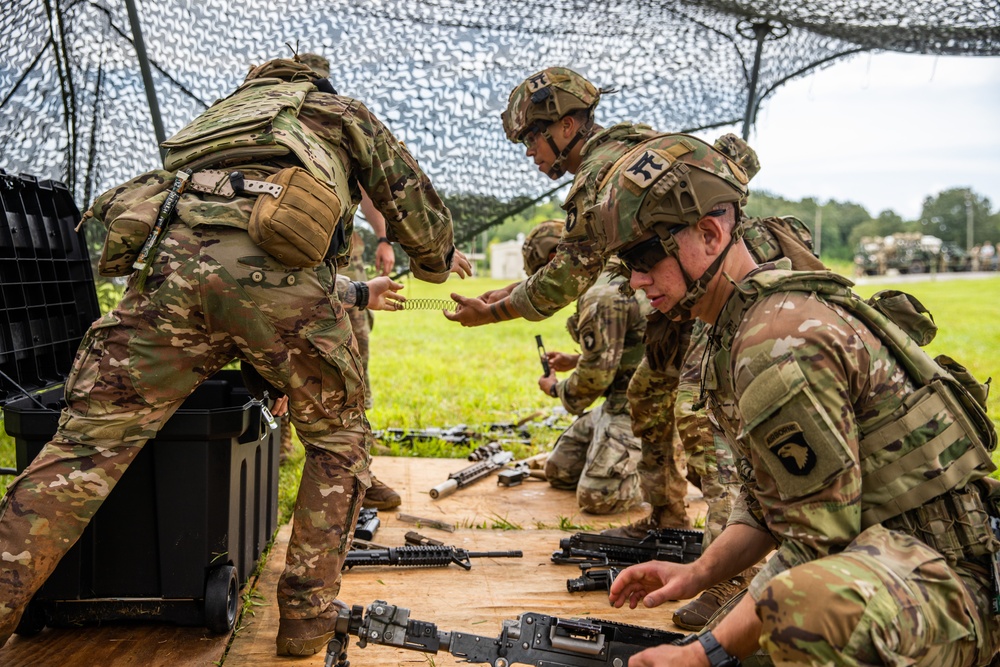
[599,134,1000,666]
[525,221,652,514]
[0,56,469,657]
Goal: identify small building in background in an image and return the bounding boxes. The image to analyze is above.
[490,233,526,279]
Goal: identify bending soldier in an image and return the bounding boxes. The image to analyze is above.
[0,55,469,658]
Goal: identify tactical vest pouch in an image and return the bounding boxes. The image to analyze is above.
[98,190,169,277]
[247,166,344,268]
[866,289,937,346]
[936,354,991,409]
[84,169,177,277]
[881,481,1000,566]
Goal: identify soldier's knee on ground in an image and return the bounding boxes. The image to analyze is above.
[545,460,578,489]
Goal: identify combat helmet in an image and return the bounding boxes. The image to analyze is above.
[591,133,749,320]
[521,220,565,275]
[502,68,602,179]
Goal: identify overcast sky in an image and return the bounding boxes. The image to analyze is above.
[711,52,1000,220]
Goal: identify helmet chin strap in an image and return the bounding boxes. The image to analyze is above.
[539,117,595,178]
[662,218,745,321]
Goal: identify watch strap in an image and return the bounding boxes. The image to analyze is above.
[697,630,740,667]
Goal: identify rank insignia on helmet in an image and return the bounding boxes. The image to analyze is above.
[765,422,817,476]
[624,150,669,188]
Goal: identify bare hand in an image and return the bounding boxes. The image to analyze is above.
[547,351,579,372]
[374,241,395,276]
[450,249,473,279]
[538,371,558,396]
[629,642,708,667]
[442,293,492,326]
[366,277,406,311]
[608,561,697,610]
[271,395,289,418]
[478,282,518,304]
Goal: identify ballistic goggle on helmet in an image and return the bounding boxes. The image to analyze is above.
[590,134,750,318]
[521,219,565,275]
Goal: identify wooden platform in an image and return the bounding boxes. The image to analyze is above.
[1,456,707,666]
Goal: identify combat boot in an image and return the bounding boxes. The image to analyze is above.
[671,568,757,631]
[276,600,349,657]
[600,506,690,538]
[362,476,401,510]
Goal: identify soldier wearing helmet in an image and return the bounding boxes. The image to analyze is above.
[0,52,471,659]
[446,67,661,327]
[522,220,652,514]
[603,135,1000,667]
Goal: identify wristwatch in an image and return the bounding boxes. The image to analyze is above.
[377,236,391,245]
[677,630,739,667]
[548,383,558,398]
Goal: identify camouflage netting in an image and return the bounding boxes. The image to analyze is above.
[2,0,998,246]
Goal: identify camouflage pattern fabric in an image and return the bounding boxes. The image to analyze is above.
[546,268,650,514]
[674,320,738,545]
[0,224,373,638]
[553,267,651,416]
[0,73,455,641]
[705,273,1000,665]
[509,123,661,321]
[501,67,601,143]
[345,232,373,409]
[625,356,690,528]
[545,404,643,515]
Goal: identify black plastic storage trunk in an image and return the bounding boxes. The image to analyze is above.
[0,170,280,635]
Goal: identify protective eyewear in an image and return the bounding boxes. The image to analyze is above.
[617,210,726,273]
[518,122,550,148]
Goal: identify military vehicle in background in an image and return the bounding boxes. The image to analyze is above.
[854,233,958,276]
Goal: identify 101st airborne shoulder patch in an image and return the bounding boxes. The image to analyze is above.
[764,422,817,476]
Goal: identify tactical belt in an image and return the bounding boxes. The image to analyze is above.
[187,169,283,199]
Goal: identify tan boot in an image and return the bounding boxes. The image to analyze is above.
[361,476,401,510]
[672,571,753,631]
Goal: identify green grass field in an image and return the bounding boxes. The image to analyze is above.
[2,273,999,508]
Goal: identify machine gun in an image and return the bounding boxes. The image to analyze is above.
[552,529,704,567]
[323,599,686,667]
[429,450,514,499]
[343,545,522,571]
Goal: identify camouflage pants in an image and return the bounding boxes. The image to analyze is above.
[675,321,738,546]
[347,306,373,409]
[627,320,739,542]
[757,525,1000,666]
[0,224,371,643]
[544,404,643,515]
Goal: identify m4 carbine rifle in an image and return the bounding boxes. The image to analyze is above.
[343,545,522,570]
[552,528,704,567]
[429,450,514,498]
[323,599,686,667]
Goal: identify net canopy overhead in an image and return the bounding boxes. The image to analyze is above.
[3,0,998,239]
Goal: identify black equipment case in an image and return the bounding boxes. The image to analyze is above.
[0,170,280,635]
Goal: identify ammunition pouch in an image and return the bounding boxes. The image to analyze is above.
[85,169,177,277]
[882,480,1000,567]
[248,166,345,268]
[866,289,938,346]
